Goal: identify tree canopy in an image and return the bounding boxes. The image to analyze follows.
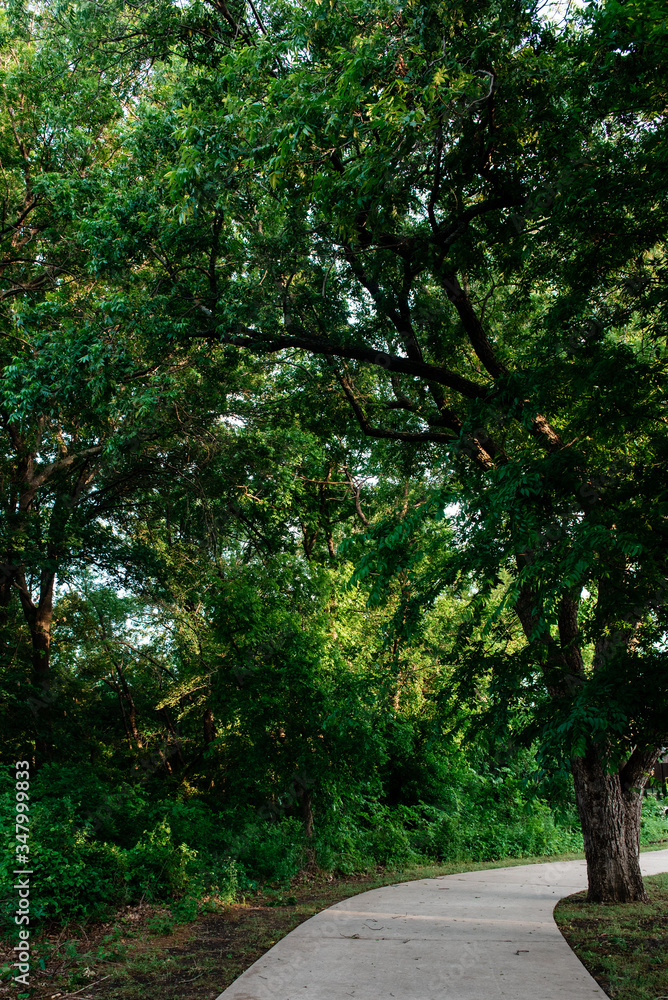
[1,0,668,909]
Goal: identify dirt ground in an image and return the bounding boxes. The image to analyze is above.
[5,849,663,1000]
[0,870,401,1000]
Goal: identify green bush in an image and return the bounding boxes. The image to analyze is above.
[13,755,662,934]
[204,857,243,902]
[0,774,204,932]
[235,818,306,883]
[1,795,130,930]
[640,794,668,844]
[125,818,198,900]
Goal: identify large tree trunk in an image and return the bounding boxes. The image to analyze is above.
[15,569,56,766]
[0,568,13,666]
[203,705,216,745]
[571,743,658,902]
[513,578,660,904]
[30,606,52,687]
[16,568,55,687]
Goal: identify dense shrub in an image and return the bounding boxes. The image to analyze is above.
[2,760,665,934]
[640,794,668,845]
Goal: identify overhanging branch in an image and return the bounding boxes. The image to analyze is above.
[213,326,489,401]
[336,370,455,444]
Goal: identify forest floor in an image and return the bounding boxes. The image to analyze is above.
[1,845,667,1000]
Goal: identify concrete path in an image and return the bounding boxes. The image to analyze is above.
[215,849,668,1000]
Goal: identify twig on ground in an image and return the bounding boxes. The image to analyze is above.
[60,976,111,997]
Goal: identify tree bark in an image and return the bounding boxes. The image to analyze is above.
[299,787,314,841]
[0,568,13,666]
[203,705,216,745]
[15,569,56,765]
[14,567,55,687]
[160,706,186,769]
[513,567,658,904]
[571,744,658,902]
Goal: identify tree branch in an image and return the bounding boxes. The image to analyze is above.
[343,467,370,527]
[335,370,456,445]
[217,326,489,400]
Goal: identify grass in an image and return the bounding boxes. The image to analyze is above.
[0,848,592,1000]
[2,842,666,1000]
[555,872,668,1000]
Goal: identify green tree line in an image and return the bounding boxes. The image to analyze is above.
[1,0,667,924]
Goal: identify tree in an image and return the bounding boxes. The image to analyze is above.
[107,0,668,901]
[0,5,251,769]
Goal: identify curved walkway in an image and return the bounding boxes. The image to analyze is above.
[216,849,668,1000]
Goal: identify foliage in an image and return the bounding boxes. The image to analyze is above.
[1,0,667,926]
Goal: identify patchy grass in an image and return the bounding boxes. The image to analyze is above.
[555,872,668,1000]
[0,848,594,1000]
[2,844,666,1000]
